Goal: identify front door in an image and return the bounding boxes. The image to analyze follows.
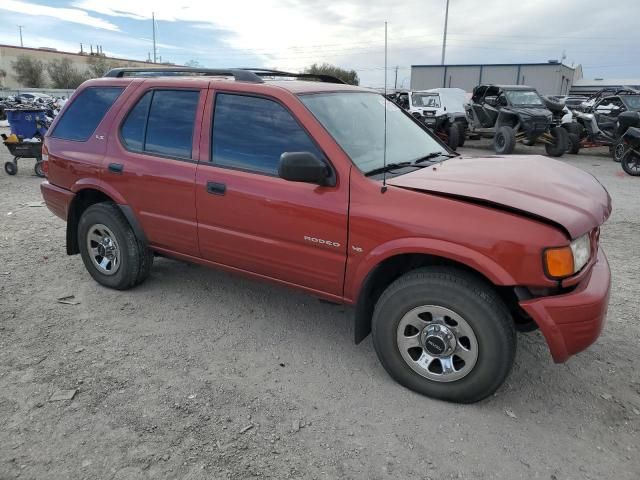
[195,91,349,297]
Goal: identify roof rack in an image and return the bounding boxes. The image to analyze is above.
[241,68,346,84]
[104,67,264,83]
[103,67,347,85]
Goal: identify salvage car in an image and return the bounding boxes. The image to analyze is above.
[564,92,640,159]
[389,89,466,150]
[466,84,568,156]
[40,68,611,403]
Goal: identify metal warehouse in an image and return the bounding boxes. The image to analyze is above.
[411,62,583,95]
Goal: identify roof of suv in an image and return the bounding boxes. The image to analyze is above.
[87,75,371,95]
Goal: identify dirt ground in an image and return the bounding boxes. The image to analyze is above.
[1,133,639,480]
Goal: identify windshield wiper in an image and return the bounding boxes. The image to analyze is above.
[412,151,457,164]
[364,162,412,177]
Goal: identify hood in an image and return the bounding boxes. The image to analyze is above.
[506,107,552,121]
[387,155,611,238]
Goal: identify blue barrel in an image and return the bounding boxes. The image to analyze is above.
[6,109,48,138]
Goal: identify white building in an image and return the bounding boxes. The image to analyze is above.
[411,62,583,95]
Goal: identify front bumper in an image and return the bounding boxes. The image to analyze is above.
[40,181,74,221]
[519,248,611,363]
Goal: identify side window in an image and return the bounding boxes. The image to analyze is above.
[212,93,324,175]
[52,87,123,141]
[120,89,199,159]
[121,92,151,151]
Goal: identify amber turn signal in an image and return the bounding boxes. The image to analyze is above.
[544,247,575,279]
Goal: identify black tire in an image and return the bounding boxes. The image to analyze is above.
[4,161,17,176]
[372,267,516,403]
[34,160,45,178]
[545,126,568,157]
[78,202,151,290]
[456,122,466,147]
[612,140,626,163]
[563,122,583,136]
[621,150,640,176]
[446,123,460,150]
[567,133,581,154]
[494,126,516,154]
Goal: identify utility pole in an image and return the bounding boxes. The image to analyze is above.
[152,12,157,63]
[394,66,399,89]
[440,0,450,65]
[18,25,24,47]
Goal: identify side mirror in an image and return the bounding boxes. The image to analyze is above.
[278,152,330,186]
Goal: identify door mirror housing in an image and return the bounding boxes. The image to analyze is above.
[278,152,331,186]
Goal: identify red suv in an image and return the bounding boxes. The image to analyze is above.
[40,68,612,403]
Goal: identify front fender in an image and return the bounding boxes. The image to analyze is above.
[344,237,517,303]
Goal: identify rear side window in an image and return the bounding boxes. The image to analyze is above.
[120,89,199,159]
[212,93,324,175]
[52,87,123,141]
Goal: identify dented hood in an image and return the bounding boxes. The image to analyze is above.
[387,155,611,238]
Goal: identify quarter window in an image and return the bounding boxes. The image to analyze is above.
[120,89,200,159]
[53,87,123,141]
[212,93,324,175]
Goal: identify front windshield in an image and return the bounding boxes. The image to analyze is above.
[504,90,544,106]
[412,92,440,108]
[621,95,640,110]
[300,92,445,174]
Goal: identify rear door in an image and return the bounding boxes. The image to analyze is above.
[103,80,207,257]
[46,84,128,190]
[195,89,349,297]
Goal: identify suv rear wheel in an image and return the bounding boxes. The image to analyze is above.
[78,202,153,290]
[494,126,516,154]
[372,267,516,403]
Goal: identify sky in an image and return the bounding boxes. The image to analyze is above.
[0,0,638,87]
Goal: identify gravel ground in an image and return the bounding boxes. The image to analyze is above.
[1,133,639,480]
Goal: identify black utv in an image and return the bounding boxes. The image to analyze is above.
[465,84,568,156]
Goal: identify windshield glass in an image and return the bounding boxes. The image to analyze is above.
[621,95,640,110]
[412,92,440,108]
[504,90,544,106]
[300,92,445,174]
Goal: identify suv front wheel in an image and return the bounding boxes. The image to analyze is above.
[78,202,153,290]
[372,267,516,403]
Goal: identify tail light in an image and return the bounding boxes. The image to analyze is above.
[42,143,49,177]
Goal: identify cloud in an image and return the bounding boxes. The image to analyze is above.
[6,0,640,86]
[0,0,119,31]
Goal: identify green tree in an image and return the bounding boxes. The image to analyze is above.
[11,55,46,88]
[304,63,359,85]
[46,58,89,89]
[185,59,203,68]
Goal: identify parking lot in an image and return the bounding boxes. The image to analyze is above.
[0,135,638,479]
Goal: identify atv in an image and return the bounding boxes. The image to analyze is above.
[465,84,568,156]
[389,89,467,150]
[562,91,640,160]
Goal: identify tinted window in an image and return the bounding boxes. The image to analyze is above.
[120,92,151,151]
[53,87,123,141]
[212,94,323,175]
[145,90,199,158]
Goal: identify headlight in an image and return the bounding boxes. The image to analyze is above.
[544,233,591,279]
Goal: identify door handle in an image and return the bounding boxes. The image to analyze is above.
[206,181,226,195]
[108,163,124,174]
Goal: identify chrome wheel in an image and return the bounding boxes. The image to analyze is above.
[396,305,478,382]
[86,224,121,275]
